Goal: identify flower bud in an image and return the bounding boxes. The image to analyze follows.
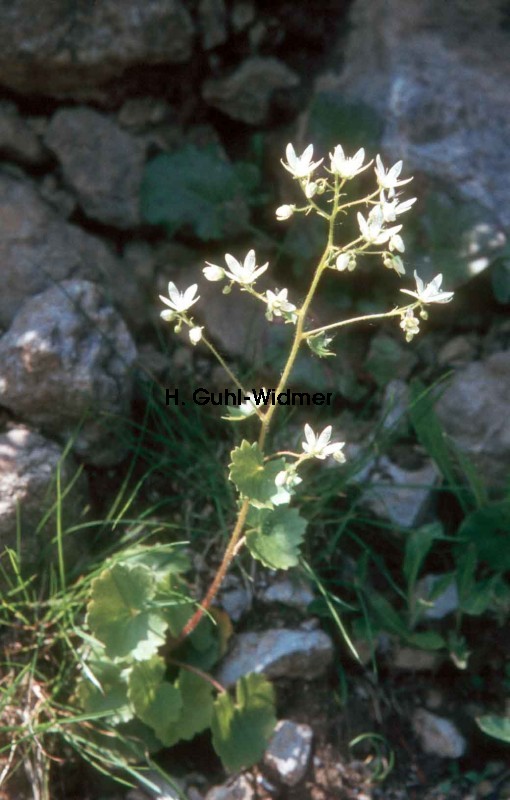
[275,204,295,221]
[203,264,225,281]
[305,181,317,199]
[189,326,203,345]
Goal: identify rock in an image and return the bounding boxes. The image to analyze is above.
[435,351,510,490]
[359,455,440,528]
[215,628,333,688]
[231,1,256,32]
[412,708,467,758]
[380,379,410,433]
[437,335,479,367]
[0,426,87,568]
[0,101,46,165]
[0,281,137,467]
[263,720,313,786]
[219,586,252,622]
[0,171,119,329]
[0,0,194,97]
[203,57,300,125]
[392,646,443,672]
[198,0,228,50]
[198,279,268,362]
[258,572,314,610]
[206,777,251,800]
[205,775,254,800]
[318,0,510,232]
[45,108,145,228]
[415,574,459,620]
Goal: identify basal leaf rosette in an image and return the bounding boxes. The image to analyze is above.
[211,673,276,773]
[86,563,168,660]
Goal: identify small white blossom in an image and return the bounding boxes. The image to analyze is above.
[266,288,297,321]
[329,145,369,179]
[203,263,226,281]
[282,143,323,179]
[357,206,402,245]
[375,155,413,196]
[273,468,303,504]
[276,204,295,221]
[159,282,199,320]
[389,233,405,253]
[400,271,454,304]
[302,424,346,463]
[189,326,203,345]
[335,252,356,272]
[379,191,417,222]
[222,250,268,286]
[400,308,420,342]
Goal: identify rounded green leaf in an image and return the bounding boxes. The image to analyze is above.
[86,563,168,660]
[246,506,307,569]
[211,673,276,772]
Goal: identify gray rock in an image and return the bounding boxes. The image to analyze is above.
[359,455,440,528]
[198,0,228,50]
[0,0,194,97]
[258,572,314,610]
[45,108,145,228]
[0,171,118,329]
[0,281,137,466]
[231,1,255,32]
[0,426,88,567]
[263,719,313,786]
[203,56,300,125]
[412,709,467,758]
[215,628,333,688]
[316,0,510,233]
[219,586,252,622]
[205,775,253,800]
[392,646,443,672]
[380,379,410,433]
[435,351,510,490]
[0,101,46,165]
[415,574,459,620]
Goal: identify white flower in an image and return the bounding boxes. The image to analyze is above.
[302,424,346,463]
[282,143,323,179]
[357,206,402,245]
[389,233,405,253]
[400,308,420,342]
[266,288,297,321]
[335,253,356,272]
[276,204,295,221]
[379,191,417,222]
[159,282,199,320]
[375,155,413,196]
[189,326,203,345]
[273,469,303,504]
[400,271,454,304]
[221,250,268,286]
[329,145,369,179]
[203,263,226,281]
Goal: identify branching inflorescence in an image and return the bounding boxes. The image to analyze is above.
[159,142,454,640]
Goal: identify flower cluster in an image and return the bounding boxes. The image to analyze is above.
[159,281,203,345]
